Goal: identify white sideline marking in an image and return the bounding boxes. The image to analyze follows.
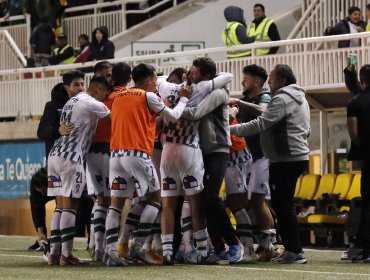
[213,265,370,277]
[0,254,41,259]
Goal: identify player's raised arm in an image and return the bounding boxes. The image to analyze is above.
[146,87,192,122]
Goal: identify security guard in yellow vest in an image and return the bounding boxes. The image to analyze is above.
[245,3,280,56]
[49,34,74,65]
[222,6,255,59]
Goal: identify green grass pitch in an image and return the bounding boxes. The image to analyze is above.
[0,236,369,280]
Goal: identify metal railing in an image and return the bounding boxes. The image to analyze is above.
[0,30,27,70]
[64,0,180,49]
[289,0,369,42]
[0,32,368,117]
[0,0,181,57]
[0,14,31,57]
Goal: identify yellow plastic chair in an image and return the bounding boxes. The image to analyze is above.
[296,174,321,200]
[294,175,303,198]
[297,174,337,225]
[307,173,356,245]
[313,174,337,200]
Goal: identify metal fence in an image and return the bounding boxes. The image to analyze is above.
[0,14,31,58]
[289,0,369,40]
[63,0,180,49]
[0,30,27,71]
[0,32,368,118]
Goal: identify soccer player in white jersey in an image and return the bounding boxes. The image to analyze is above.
[47,73,112,266]
[86,61,115,261]
[104,63,191,266]
[156,62,233,264]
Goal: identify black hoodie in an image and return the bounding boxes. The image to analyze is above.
[89,26,115,61]
[37,83,69,158]
[223,6,254,44]
[29,22,55,55]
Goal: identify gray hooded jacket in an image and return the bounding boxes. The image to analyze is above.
[182,88,231,155]
[230,84,310,162]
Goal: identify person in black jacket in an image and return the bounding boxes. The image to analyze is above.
[346,65,370,263]
[37,83,69,157]
[30,20,55,67]
[27,167,54,251]
[324,6,366,48]
[248,3,280,55]
[88,26,115,61]
[344,60,363,162]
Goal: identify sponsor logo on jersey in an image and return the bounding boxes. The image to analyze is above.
[183,175,198,189]
[111,177,127,190]
[162,177,177,190]
[48,175,62,188]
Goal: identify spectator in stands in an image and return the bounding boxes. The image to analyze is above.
[53,0,68,36]
[324,6,366,48]
[230,64,310,264]
[0,0,8,16]
[246,3,280,55]
[346,64,370,263]
[26,0,64,34]
[88,26,115,61]
[4,0,25,25]
[221,6,255,58]
[24,0,38,30]
[27,0,53,30]
[74,34,91,63]
[8,0,24,16]
[0,0,9,26]
[30,20,55,67]
[49,33,74,65]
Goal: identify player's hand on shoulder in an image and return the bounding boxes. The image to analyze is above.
[59,123,74,136]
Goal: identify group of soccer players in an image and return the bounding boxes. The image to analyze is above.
[45,57,284,266]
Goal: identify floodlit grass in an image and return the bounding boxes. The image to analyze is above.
[0,236,369,280]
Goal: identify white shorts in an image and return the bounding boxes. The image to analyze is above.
[132,195,147,205]
[109,150,160,198]
[86,152,110,196]
[248,157,270,200]
[47,156,86,198]
[225,149,252,195]
[160,142,204,197]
